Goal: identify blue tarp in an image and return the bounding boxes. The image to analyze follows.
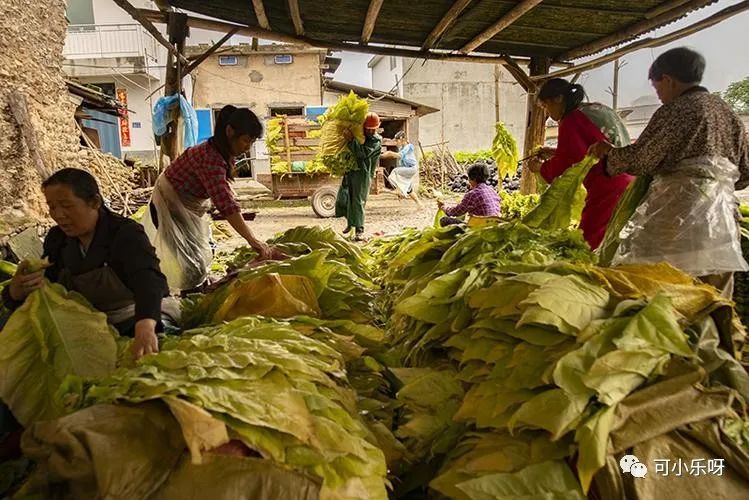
[152,95,199,148]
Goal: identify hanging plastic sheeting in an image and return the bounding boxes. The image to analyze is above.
[141,175,213,292]
[613,156,749,277]
[152,94,200,149]
[388,143,418,196]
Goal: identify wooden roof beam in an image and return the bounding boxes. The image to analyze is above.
[501,53,536,93]
[460,0,545,54]
[646,0,692,18]
[113,0,188,65]
[288,0,305,36]
[252,0,271,30]
[558,0,715,61]
[422,0,473,50]
[140,8,301,45]
[361,0,384,45]
[137,8,546,68]
[538,0,749,80]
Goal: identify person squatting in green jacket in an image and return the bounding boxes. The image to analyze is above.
[335,112,383,241]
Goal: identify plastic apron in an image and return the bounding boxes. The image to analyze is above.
[612,155,748,277]
[141,174,213,292]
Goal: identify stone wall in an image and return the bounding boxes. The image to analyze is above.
[0,0,82,235]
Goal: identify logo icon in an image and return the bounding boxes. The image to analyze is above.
[620,454,648,478]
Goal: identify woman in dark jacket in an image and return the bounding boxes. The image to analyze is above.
[3,168,174,359]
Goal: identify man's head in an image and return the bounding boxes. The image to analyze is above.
[648,47,705,104]
[467,162,489,189]
[364,112,380,137]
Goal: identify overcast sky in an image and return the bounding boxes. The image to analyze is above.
[332,0,749,108]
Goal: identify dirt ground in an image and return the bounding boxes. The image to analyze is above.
[215,192,452,251]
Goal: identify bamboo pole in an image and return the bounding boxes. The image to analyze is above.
[460,0,544,54]
[557,0,715,61]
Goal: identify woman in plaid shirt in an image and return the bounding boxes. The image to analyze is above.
[437,163,500,226]
[143,107,282,291]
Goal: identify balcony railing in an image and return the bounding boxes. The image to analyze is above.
[63,24,160,62]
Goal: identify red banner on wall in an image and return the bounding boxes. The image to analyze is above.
[116,88,131,147]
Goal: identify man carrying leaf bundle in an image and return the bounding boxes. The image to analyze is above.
[589,47,749,297]
[336,112,383,241]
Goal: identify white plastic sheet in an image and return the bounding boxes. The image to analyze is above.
[613,155,748,276]
[141,175,212,291]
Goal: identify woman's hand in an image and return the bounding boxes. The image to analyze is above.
[132,319,159,360]
[8,261,45,302]
[269,246,289,261]
[526,157,543,174]
[252,240,272,260]
[343,128,353,141]
[588,141,613,159]
[537,147,556,160]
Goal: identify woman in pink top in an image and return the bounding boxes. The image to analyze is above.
[528,79,634,249]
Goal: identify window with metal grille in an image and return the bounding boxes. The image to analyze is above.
[274,54,293,65]
[218,55,238,66]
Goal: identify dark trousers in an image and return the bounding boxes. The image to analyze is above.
[440,216,465,227]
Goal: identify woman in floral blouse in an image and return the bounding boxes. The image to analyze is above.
[589,47,749,297]
[528,79,634,249]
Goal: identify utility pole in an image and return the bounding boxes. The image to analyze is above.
[607,58,627,110]
[494,64,501,123]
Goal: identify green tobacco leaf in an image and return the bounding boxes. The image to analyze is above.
[614,293,693,357]
[519,275,610,332]
[454,460,585,500]
[575,406,616,493]
[552,318,626,397]
[597,176,652,265]
[522,155,598,231]
[0,282,117,426]
[582,348,669,405]
[509,389,590,440]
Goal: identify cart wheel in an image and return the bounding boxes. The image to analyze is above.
[311,186,338,218]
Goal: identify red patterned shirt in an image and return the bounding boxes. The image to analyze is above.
[165,140,240,216]
[443,183,501,217]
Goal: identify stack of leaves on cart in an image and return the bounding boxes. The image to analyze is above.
[266,116,327,175]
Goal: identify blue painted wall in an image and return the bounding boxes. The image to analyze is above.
[81,108,121,158]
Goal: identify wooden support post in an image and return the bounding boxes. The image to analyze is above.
[283,118,292,168]
[8,91,53,180]
[520,56,550,195]
[161,12,189,164]
[112,0,188,66]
